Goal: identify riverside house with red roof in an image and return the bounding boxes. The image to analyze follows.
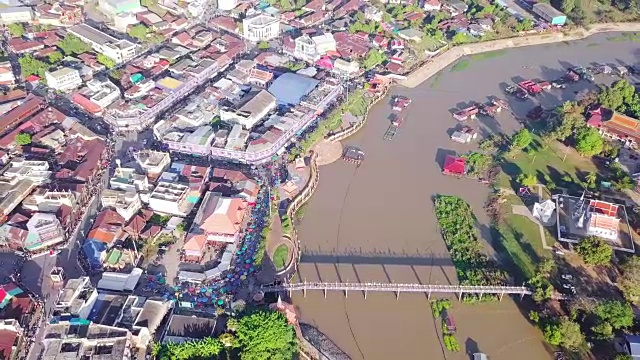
[587,107,640,148]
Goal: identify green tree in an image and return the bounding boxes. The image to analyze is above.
[8,23,25,37]
[551,101,586,140]
[574,127,604,156]
[226,318,239,332]
[295,0,305,8]
[514,18,534,32]
[451,32,472,44]
[463,152,491,176]
[543,322,562,345]
[14,132,31,145]
[18,54,49,79]
[557,317,584,349]
[58,34,91,55]
[236,311,297,360]
[510,128,533,150]
[575,236,612,265]
[258,41,270,49]
[362,49,387,70]
[280,0,293,10]
[619,256,640,304]
[219,333,238,348]
[585,172,598,189]
[97,54,116,69]
[128,24,150,42]
[598,79,640,118]
[614,354,633,360]
[592,321,614,340]
[48,51,63,64]
[594,300,634,330]
[517,173,537,187]
[561,0,575,13]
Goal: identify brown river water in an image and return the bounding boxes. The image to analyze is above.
[292,33,640,360]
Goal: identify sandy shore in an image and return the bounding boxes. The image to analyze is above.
[292,33,640,360]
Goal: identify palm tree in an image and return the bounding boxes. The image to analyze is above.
[226,318,238,332]
[585,172,597,189]
[219,333,238,348]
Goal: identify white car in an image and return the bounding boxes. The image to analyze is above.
[49,250,61,257]
[561,274,574,281]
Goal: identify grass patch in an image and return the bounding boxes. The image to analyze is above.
[469,50,507,61]
[430,72,442,89]
[273,244,289,270]
[450,59,470,72]
[499,132,599,190]
[607,32,640,42]
[586,42,599,47]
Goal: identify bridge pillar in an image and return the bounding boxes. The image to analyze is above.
[364,289,367,300]
[324,288,327,299]
[396,291,399,300]
[500,292,504,302]
[458,291,462,301]
[303,286,307,298]
[345,289,348,298]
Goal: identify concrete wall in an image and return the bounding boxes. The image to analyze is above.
[400,23,640,89]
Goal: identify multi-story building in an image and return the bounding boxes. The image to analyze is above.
[98,0,141,17]
[242,14,280,42]
[101,189,142,221]
[25,212,65,251]
[2,158,52,185]
[0,7,33,24]
[219,90,276,129]
[54,277,97,319]
[72,78,121,114]
[110,167,151,194]
[133,150,171,180]
[0,62,15,86]
[45,67,82,92]
[188,191,247,244]
[42,322,134,360]
[68,24,137,63]
[148,182,190,216]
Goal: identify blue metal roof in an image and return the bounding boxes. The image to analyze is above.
[82,240,107,269]
[268,73,320,106]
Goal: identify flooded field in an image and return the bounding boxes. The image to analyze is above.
[293,33,640,360]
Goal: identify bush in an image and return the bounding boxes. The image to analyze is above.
[430,299,451,317]
[575,236,613,266]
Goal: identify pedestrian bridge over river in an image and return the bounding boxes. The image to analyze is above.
[262,281,541,301]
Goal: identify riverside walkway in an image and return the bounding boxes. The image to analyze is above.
[262,281,536,301]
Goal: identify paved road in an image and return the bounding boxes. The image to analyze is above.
[26,166,109,360]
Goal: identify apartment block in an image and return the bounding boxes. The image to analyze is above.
[45,67,82,92]
[68,24,137,63]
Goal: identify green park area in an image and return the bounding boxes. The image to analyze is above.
[273,244,289,270]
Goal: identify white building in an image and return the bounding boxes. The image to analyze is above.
[68,24,137,63]
[98,0,142,17]
[54,277,98,319]
[2,158,51,185]
[219,90,276,129]
[25,212,65,251]
[0,7,33,24]
[148,182,191,216]
[294,35,318,63]
[217,0,238,10]
[45,67,82,92]
[73,77,121,113]
[0,61,15,86]
[242,14,280,42]
[134,150,171,179]
[312,33,336,55]
[101,189,142,221]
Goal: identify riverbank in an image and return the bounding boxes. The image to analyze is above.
[291,33,640,360]
[400,23,640,88]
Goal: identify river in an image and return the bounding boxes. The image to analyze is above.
[292,33,640,360]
